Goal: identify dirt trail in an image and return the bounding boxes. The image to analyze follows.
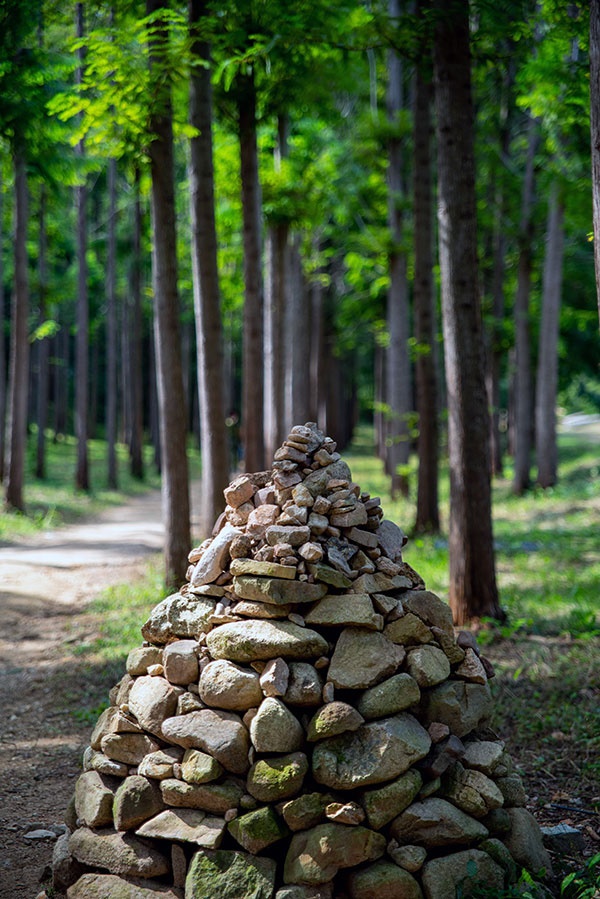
[0,485,201,898]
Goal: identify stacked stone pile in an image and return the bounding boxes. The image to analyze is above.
[55,423,552,899]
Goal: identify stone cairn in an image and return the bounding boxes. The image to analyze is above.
[55,423,553,899]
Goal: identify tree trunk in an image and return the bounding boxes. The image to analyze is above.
[536,182,564,488]
[106,156,118,488]
[386,0,411,498]
[188,0,229,536]
[511,114,538,495]
[74,1,90,491]
[591,0,600,329]
[413,43,440,535]
[433,0,502,625]
[238,71,265,472]
[5,149,30,511]
[147,0,191,588]
[129,166,144,480]
[286,236,311,430]
[0,164,6,484]
[35,186,50,479]
[54,314,69,439]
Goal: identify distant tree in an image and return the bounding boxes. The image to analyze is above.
[591,0,600,328]
[0,164,6,484]
[128,165,145,480]
[433,0,503,624]
[106,155,118,489]
[35,185,50,480]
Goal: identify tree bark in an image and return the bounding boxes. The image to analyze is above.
[35,185,50,479]
[147,0,191,589]
[106,156,118,488]
[128,166,144,480]
[433,0,502,625]
[413,43,440,535]
[0,164,6,484]
[536,182,564,488]
[188,0,229,536]
[5,149,30,511]
[286,235,311,430]
[74,1,90,491]
[386,0,411,498]
[238,70,265,472]
[591,0,600,329]
[511,114,538,495]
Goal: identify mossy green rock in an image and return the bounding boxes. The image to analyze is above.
[420,849,505,899]
[160,777,243,815]
[206,620,328,663]
[306,701,364,742]
[247,752,309,802]
[228,805,289,854]
[281,792,333,831]
[185,849,277,899]
[181,749,224,785]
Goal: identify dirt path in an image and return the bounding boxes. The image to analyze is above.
[0,486,201,899]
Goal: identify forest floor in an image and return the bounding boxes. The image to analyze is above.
[0,475,598,898]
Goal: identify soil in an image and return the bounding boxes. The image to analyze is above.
[0,485,597,897]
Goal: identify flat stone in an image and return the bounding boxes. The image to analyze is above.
[312,714,430,790]
[346,861,423,899]
[224,476,255,508]
[356,673,421,720]
[233,575,327,605]
[163,640,200,686]
[138,748,182,781]
[181,749,224,784]
[384,611,434,646]
[199,659,263,710]
[161,709,249,774]
[376,520,406,562]
[406,645,451,687]
[420,849,505,899]
[266,525,311,546]
[283,823,385,885]
[389,798,488,847]
[307,702,364,742]
[82,748,129,779]
[228,806,289,854]
[74,771,115,828]
[126,646,164,676]
[67,873,179,899]
[328,628,404,690]
[307,563,352,589]
[230,558,297,579]
[346,527,379,548]
[233,600,293,618]
[185,850,277,899]
[422,681,493,738]
[113,775,164,831]
[302,460,352,497]
[206,620,328,663]
[329,504,368,528]
[541,824,586,855]
[281,792,333,831]
[402,590,454,636]
[136,808,225,848]
[69,827,169,878]
[101,732,161,766]
[160,778,243,815]
[191,525,242,585]
[250,697,304,752]
[141,593,216,644]
[247,753,309,802]
[350,572,412,594]
[128,676,181,736]
[284,663,324,706]
[305,594,383,631]
[361,769,423,829]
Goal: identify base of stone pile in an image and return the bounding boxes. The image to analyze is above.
[54,424,553,899]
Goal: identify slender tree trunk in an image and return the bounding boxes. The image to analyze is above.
[5,149,30,511]
[35,186,49,479]
[386,0,411,498]
[129,167,144,479]
[54,316,69,439]
[536,183,564,488]
[188,0,229,535]
[374,343,386,461]
[433,0,502,625]
[512,114,538,495]
[286,236,311,429]
[413,56,439,535]
[106,157,118,488]
[147,0,190,589]
[238,71,265,472]
[591,0,600,329]
[74,2,90,491]
[148,322,161,473]
[0,165,6,483]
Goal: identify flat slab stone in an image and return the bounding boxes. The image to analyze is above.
[328,628,404,690]
[230,558,297,579]
[206,620,328,663]
[69,827,169,878]
[136,808,225,847]
[283,823,385,885]
[161,709,249,774]
[312,714,431,790]
[233,575,327,605]
[186,850,277,899]
[160,778,243,815]
[350,572,412,594]
[307,563,352,589]
[141,593,216,645]
[389,798,488,847]
[67,873,179,899]
[305,594,383,631]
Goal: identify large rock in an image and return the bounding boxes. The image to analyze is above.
[230,558,296,579]
[247,753,309,802]
[283,824,385,884]
[67,873,180,898]
[163,639,200,685]
[136,808,226,848]
[68,827,170,878]
[356,673,420,720]
[390,798,488,847]
[312,714,431,790]
[346,860,423,899]
[185,849,277,899]
[161,709,250,774]
[402,590,454,636]
[405,646,451,688]
[328,628,404,690]
[420,849,506,899]
[113,775,164,831]
[128,675,181,735]
[421,681,493,738]
[191,524,242,585]
[443,763,505,818]
[141,593,216,644]
[74,771,116,828]
[233,575,327,605]
[375,520,406,562]
[502,808,553,878]
[206,620,328,662]
[199,659,262,710]
[250,697,304,752]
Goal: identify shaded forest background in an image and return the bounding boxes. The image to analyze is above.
[0,0,598,619]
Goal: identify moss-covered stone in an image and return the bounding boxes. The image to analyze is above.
[185,849,277,899]
[247,753,309,803]
[228,805,289,854]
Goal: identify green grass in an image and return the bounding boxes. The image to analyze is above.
[0,429,201,542]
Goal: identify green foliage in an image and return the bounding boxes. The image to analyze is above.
[560,853,600,898]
